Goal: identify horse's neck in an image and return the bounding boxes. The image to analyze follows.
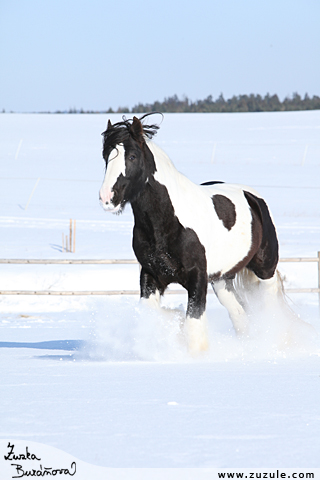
[131,142,200,234]
[147,141,191,189]
[130,142,179,229]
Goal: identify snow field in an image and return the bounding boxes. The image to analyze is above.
[0,111,320,469]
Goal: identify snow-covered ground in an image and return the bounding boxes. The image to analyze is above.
[0,111,320,471]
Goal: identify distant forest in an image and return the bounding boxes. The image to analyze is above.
[62,92,320,114]
[120,92,320,114]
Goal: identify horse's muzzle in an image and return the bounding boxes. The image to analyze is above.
[99,197,121,213]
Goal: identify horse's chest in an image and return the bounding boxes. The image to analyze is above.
[133,225,181,276]
[146,251,179,280]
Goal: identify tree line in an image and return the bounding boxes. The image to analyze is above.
[115,92,320,114]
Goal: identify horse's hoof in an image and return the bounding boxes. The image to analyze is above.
[232,316,249,336]
[185,317,209,355]
[235,326,249,337]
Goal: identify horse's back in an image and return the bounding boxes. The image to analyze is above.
[200,181,261,199]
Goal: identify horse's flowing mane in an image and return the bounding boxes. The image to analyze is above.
[102,113,162,159]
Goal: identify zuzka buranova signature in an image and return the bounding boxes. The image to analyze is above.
[4,442,77,478]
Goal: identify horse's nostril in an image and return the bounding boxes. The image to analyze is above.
[99,187,114,204]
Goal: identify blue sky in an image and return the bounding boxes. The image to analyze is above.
[1,0,319,112]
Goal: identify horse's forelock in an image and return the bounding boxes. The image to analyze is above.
[102,113,161,158]
[102,123,129,160]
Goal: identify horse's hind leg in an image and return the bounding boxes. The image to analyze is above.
[253,270,288,313]
[257,272,281,298]
[211,278,248,334]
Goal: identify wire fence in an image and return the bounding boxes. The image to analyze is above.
[0,254,319,297]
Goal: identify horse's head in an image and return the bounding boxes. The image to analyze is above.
[99,115,159,213]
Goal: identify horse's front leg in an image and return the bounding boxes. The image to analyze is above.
[140,267,163,309]
[185,267,209,354]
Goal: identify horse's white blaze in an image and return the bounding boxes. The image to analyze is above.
[99,145,126,212]
[148,142,254,277]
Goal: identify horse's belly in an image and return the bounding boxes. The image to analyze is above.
[205,218,252,276]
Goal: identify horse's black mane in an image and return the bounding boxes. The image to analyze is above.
[102,112,162,159]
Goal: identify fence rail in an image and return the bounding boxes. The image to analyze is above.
[0,253,319,296]
[0,259,138,265]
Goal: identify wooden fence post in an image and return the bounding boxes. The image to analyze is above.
[61,220,76,253]
[25,177,40,210]
[73,220,76,253]
[69,219,72,253]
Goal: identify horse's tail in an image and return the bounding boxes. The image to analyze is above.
[234,267,284,293]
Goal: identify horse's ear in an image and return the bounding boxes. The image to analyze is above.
[130,116,144,142]
[107,119,112,129]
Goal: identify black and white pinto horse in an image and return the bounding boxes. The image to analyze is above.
[99,115,282,354]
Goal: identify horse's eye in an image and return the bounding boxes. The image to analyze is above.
[128,155,136,161]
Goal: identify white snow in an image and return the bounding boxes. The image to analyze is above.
[0,111,320,470]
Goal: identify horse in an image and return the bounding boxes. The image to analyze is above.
[99,114,283,354]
